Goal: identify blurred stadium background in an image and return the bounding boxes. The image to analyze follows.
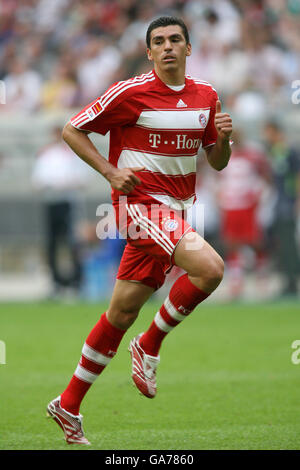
[0,0,300,303]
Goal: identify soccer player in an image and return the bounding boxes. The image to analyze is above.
[47,16,233,445]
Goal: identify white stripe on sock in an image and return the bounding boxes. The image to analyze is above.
[82,343,112,366]
[154,311,174,333]
[164,296,187,322]
[74,364,99,384]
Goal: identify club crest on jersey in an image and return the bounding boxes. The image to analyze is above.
[163,218,178,232]
[199,113,207,127]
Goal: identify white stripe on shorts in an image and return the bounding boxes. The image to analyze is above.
[133,204,175,251]
[126,204,173,256]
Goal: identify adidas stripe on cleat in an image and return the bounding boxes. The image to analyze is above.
[46,396,90,445]
[129,334,160,398]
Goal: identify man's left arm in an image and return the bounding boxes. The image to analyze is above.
[205,100,233,171]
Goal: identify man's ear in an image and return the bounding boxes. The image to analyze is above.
[186,43,192,57]
[146,48,153,61]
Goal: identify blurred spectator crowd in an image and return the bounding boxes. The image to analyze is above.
[0,0,299,301]
[0,0,300,115]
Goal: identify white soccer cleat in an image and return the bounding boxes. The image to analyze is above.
[46,396,91,445]
[129,334,160,398]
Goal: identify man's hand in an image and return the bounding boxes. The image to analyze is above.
[205,100,232,171]
[108,167,145,194]
[214,100,232,141]
[62,123,145,192]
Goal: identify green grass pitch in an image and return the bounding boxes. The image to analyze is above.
[0,300,299,450]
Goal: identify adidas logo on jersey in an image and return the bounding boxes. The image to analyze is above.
[176,99,187,108]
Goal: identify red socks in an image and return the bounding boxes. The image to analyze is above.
[139,273,210,356]
[60,312,125,415]
[60,275,209,414]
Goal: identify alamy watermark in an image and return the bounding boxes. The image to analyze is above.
[291,80,300,104]
[0,340,6,364]
[95,197,205,251]
[0,80,6,105]
[291,340,300,365]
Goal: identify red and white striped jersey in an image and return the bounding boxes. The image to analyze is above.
[70,69,218,210]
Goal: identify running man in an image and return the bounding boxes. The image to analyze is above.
[47,16,233,445]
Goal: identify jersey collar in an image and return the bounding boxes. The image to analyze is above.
[152,69,187,94]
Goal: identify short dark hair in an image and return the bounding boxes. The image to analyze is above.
[146,16,190,48]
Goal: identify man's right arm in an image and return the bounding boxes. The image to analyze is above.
[62,122,144,194]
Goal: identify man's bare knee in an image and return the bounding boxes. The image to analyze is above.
[189,255,224,293]
[106,280,154,330]
[107,303,141,330]
[175,233,224,293]
[107,308,139,330]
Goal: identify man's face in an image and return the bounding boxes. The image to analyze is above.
[147,25,191,71]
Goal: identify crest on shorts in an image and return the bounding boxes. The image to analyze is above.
[164,218,178,232]
[199,113,207,127]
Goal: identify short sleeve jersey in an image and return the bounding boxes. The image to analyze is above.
[70,69,218,210]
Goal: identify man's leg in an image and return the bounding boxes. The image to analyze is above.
[59,279,154,415]
[139,231,224,357]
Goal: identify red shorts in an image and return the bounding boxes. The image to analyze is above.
[113,195,194,290]
[221,206,262,244]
